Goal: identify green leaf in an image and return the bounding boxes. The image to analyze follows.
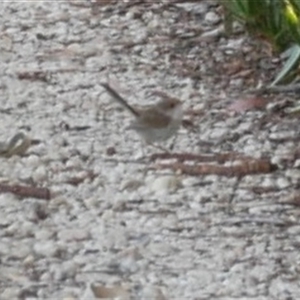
[289,0,300,13]
[271,44,300,86]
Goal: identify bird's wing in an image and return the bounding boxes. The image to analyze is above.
[135,108,171,129]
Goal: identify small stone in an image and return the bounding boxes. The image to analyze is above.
[90,283,130,300]
[286,169,300,180]
[0,193,19,208]
[229,78,244,88]
[26,154,41,168]
[261,177,275,188]
[276,177,290,189]
[106,146,117,156]
[200,25,224,41]
[40,271,52,282]
[108,247,143,274]
[83,197,100,209]
[58,229,90,242]
[204,11,221,25]
[176,2,208,14]
[33,241,62,258]
[126,6,143,20]
[48,197,70,209]
[32,165,48,182]
[34,228,55,240]
[51,261,78,281]
[294,160,300,168]
[209,127,228,139]
[150,176,182,194]
[28,203,49,222]
[4,223,19,236]
[141,286,167,300]
[23,255,35,268]
[121,179,143,191]
[65,157,82,169]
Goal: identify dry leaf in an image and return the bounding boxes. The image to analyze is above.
[228,97,268,113]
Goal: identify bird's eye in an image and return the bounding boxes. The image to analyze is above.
[169,101,176,108]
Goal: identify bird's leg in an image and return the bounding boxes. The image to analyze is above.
[168,134,178,151]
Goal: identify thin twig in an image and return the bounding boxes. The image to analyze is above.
[0,183,51,200]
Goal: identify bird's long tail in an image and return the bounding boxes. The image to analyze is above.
[100,83,140,117]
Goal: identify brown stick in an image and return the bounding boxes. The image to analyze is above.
[151,159,276,177]
[150,152,258,163]
[0,183,51,200]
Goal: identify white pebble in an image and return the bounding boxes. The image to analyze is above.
[150,176,182,194]
[32,165,48,182]
[205,11,220,25]
[286,169,300,180]
[261,177,275,188]
[294,159,300,168]
[65,157,82,169]
[276,177,290,189]
[23,254,35,268]
[35,228,55,240]
[121,179,144,191]
[83,196,100,209]
[25,154,40,168]
[33,241,60,257]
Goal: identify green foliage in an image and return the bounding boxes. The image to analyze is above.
[222,0,300,83]
[271,44,300,85]
[222,0,300,50]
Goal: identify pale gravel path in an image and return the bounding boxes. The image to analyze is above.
[0,1,300,299]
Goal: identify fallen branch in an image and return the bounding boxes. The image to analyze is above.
[17,70,49,82]
[218,216,293,227]
[150,152,257,163]
[0,183,51,200]
[150,159,276,177]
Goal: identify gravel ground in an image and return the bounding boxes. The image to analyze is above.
[1,1,300,299]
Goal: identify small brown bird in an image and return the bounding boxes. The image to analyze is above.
[100,83,183,145]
